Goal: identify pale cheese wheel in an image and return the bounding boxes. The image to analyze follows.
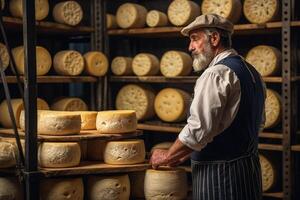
[259,154,276,192]
[51,97,88,111]
[40,178,84,200]
[146,10,168,27]
[116,84,155,121]
[88,175,130,200]
[0,43,10,71]
[167,0,200,26]
[87,140,106,161]
[0,140,18,168]
[106,14,118,29]
[0,177,23,200]
[246,45,281,77]
[265,89,281,129]
[111,57,133,76]
[129,171,145,198]
[160,50,192,77]
[9,0,49,21]
[104,140,145,165]
[151,142,173,153]
[132,53,160,76]
[53,50,84,76]
[52,1,83,26]
[72,111,97,130]
[38,142,81,168]
[96,110,137,134]
[243,0,280,24]
[144,168,188,200]
[116,3,147,29]
[201,0,242,24]
[84,51,108,76]
[154,88,191,122]
[12,46,52,75]
[20,110,82,135]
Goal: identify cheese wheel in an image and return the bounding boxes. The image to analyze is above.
[106,14,118,29]
[160,50,192,77]
[38,142,81,168]
[0,43,9,71]
[111,57,133,76]
[265,89,281,129]
[53,50,84,76]
[243,0,280,24]
[151,142,173,153]
[146,10,168,27]
[201,0,242,24]
[20,110,81,135]
[116,84,155,121]
[104,140,145,165]
[9,0,49,21]
[88,175,130,200]
[0,140,18,168]
[87,140,106,161]
[259,154,276,192]
[132,53,160,76]
[116,3,147,29]
[154,88,191,122]
[40,178,84,200]
[52,1,83,26]
[167,0,200,26]
[246,45,281,77]
[72,111,97,130]
[129,171,145,198]
[96,110,137,134]
[144,168,188,200]
[51,97,88,111]
[0,177,23,200]
[84,51,108,76]
[12,46,52,75]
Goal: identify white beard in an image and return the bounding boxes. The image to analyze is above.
[192,41,214,72]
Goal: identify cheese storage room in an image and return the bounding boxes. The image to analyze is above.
[0,0,299,199]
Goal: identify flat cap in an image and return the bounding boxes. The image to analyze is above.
[181,14,234,36]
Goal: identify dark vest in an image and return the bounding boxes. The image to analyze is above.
[191,55,264,161]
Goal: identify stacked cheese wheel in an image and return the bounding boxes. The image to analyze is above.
[132,53,160,76]
[0,139,23,168]
[72,111,97,130]
[0,177,23,199]
[111,57,133,76]
[151,142,173,153]
[0,43,10,71]
[53,1,83,26]
[106,14,118,29]
[259,154,276,192]
[264,89,281,129]
[84,51,109,76]
[116,3,147,29]
[146,10,168,27]
[51,97,88,111]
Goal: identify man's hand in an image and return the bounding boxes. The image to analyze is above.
[149,149,169,169]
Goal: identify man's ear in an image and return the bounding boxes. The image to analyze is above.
[210,32,221,47]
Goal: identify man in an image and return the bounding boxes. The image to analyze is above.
[150,14,265,200]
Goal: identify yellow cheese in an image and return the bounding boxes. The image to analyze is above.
[84,51,108,76]
[154,88,191,122]
[12,46,52,75]
[106,14,118,29]
[259,154,276,192]
[243,0,280,24]
[96,110,137,134]
[87,175,130,200]
[52,1,83,26]
[146,10,168,27]
[0,43,9,71]
[87,140,106,161]
[151,142,173,153]
[104,139,145,165]
[132,53,160,76]
[265,89,281,129]
[144,168,188,200]
[72,111,97,130]
[51,97,88,111]
[0,140,17,168]
[111,56,133,76]
[116,84,155,121]
[0,177,23,200]
[160,50,192,77]
[167,0,200,26]
[9,0,49,21]
[38,142,81,168]
[129,171,145,198]
[116,3,147,29]
[40,178,84,200]
[53,50,84,76]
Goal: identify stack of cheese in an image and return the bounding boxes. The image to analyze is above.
[264,89,281,129]
[116,3,147,29]
[0,42,10,71]
[259,154,276,192]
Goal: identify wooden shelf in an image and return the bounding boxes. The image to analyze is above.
[258,144,283,151]
[291,145,300,152]
[0,76,98,83]
[263,192,284,198]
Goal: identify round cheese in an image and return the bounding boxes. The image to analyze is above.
[167,0,200,26]
[52,1,83,26]
[51,97,88,111]
[96,110,137,134]
[243,0,280,24]
[104,140,145,165]
[87,175,130,200]
[72,111,97,130]
[116,84,155,121]
[116,3,147,29]
[0,177,23,200]
[20,110,82,135]
[132,53,160,76]
[154,88,191,122]
[151,142,173,153]
[129,171,145,198]
[0,140,17,168]
[0,43,9,71]
[246,45,281,77]
[9,0,49,21]
[201,0,242,24]
[265,89,281,129]
[38,142,81,168]
[87,140,106,161]
[84,51,108,77]
[53,50,84,76]
[111,57,133,76]
[259,154,275,192]
[12,46,52,76]
[144,168,188,200]
[146,10,168,27]
[40,178,84,200]
[160,50,192,77]
[106,14,118,29]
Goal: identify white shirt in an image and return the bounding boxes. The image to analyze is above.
[178,49,266,151]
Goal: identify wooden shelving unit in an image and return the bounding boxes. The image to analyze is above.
[0,75,98,83]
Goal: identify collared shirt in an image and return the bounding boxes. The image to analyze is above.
[178,49,266,151]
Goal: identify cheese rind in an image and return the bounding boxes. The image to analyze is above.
[106,14,118,29]
[84,51,108,76]
[87,140,106,161]
[264,89,281,129]
[111,57,133,76]
[51,97,88,111]
[52,1,83,26]
[132,53,160,76]
[72,111,97,130]
[9,0,49,20]
[0,177,23,200]
[151,142,173,153]
[146,10,168,27]
[53,50,84,76]
[0,141,17,168]
[0,43,10,71]
[116,3,147,29]
[259,154,275,192]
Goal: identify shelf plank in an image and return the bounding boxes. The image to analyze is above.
[291,145,300,152]
[263,192,284,198]
[259,132,283,139]
[258,144,283,151]
[0,76,98,83]
[137,123,183,133]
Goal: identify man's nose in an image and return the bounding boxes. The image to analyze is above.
[188,43,194,52]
